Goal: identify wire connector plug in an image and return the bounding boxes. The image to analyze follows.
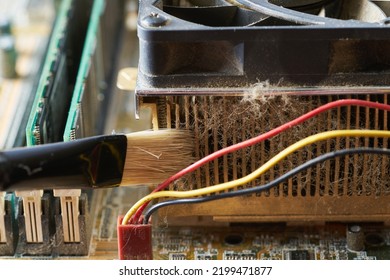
[117,215,152,260]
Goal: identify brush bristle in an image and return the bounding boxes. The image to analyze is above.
[121,130,194,186]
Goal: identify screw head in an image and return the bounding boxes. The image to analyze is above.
[141,12,169,27]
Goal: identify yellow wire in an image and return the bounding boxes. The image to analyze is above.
[122,130,390,225]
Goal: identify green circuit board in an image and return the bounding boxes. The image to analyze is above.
[25,0,93,146]
[64,0,124,141]
[87,187,390,260]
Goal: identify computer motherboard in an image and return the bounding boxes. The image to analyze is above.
[90,188,390,260]
[2,0,390,260]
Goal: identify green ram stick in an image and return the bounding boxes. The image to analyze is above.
[64,0,124,141]
[26,0,93,146]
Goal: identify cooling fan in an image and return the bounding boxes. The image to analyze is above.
[121,0,390,225]
[136,0,390,96]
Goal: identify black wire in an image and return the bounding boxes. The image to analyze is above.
[143,147,390,224]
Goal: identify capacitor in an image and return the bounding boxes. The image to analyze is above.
[0,18,11,35]
[346,225,365,252]
[0,35,17,79]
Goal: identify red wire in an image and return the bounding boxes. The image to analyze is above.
[132,99,390,223]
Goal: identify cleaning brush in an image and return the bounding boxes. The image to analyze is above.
[0,130,194,192]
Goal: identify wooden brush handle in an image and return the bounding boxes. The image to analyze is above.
[0,135,127,192]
